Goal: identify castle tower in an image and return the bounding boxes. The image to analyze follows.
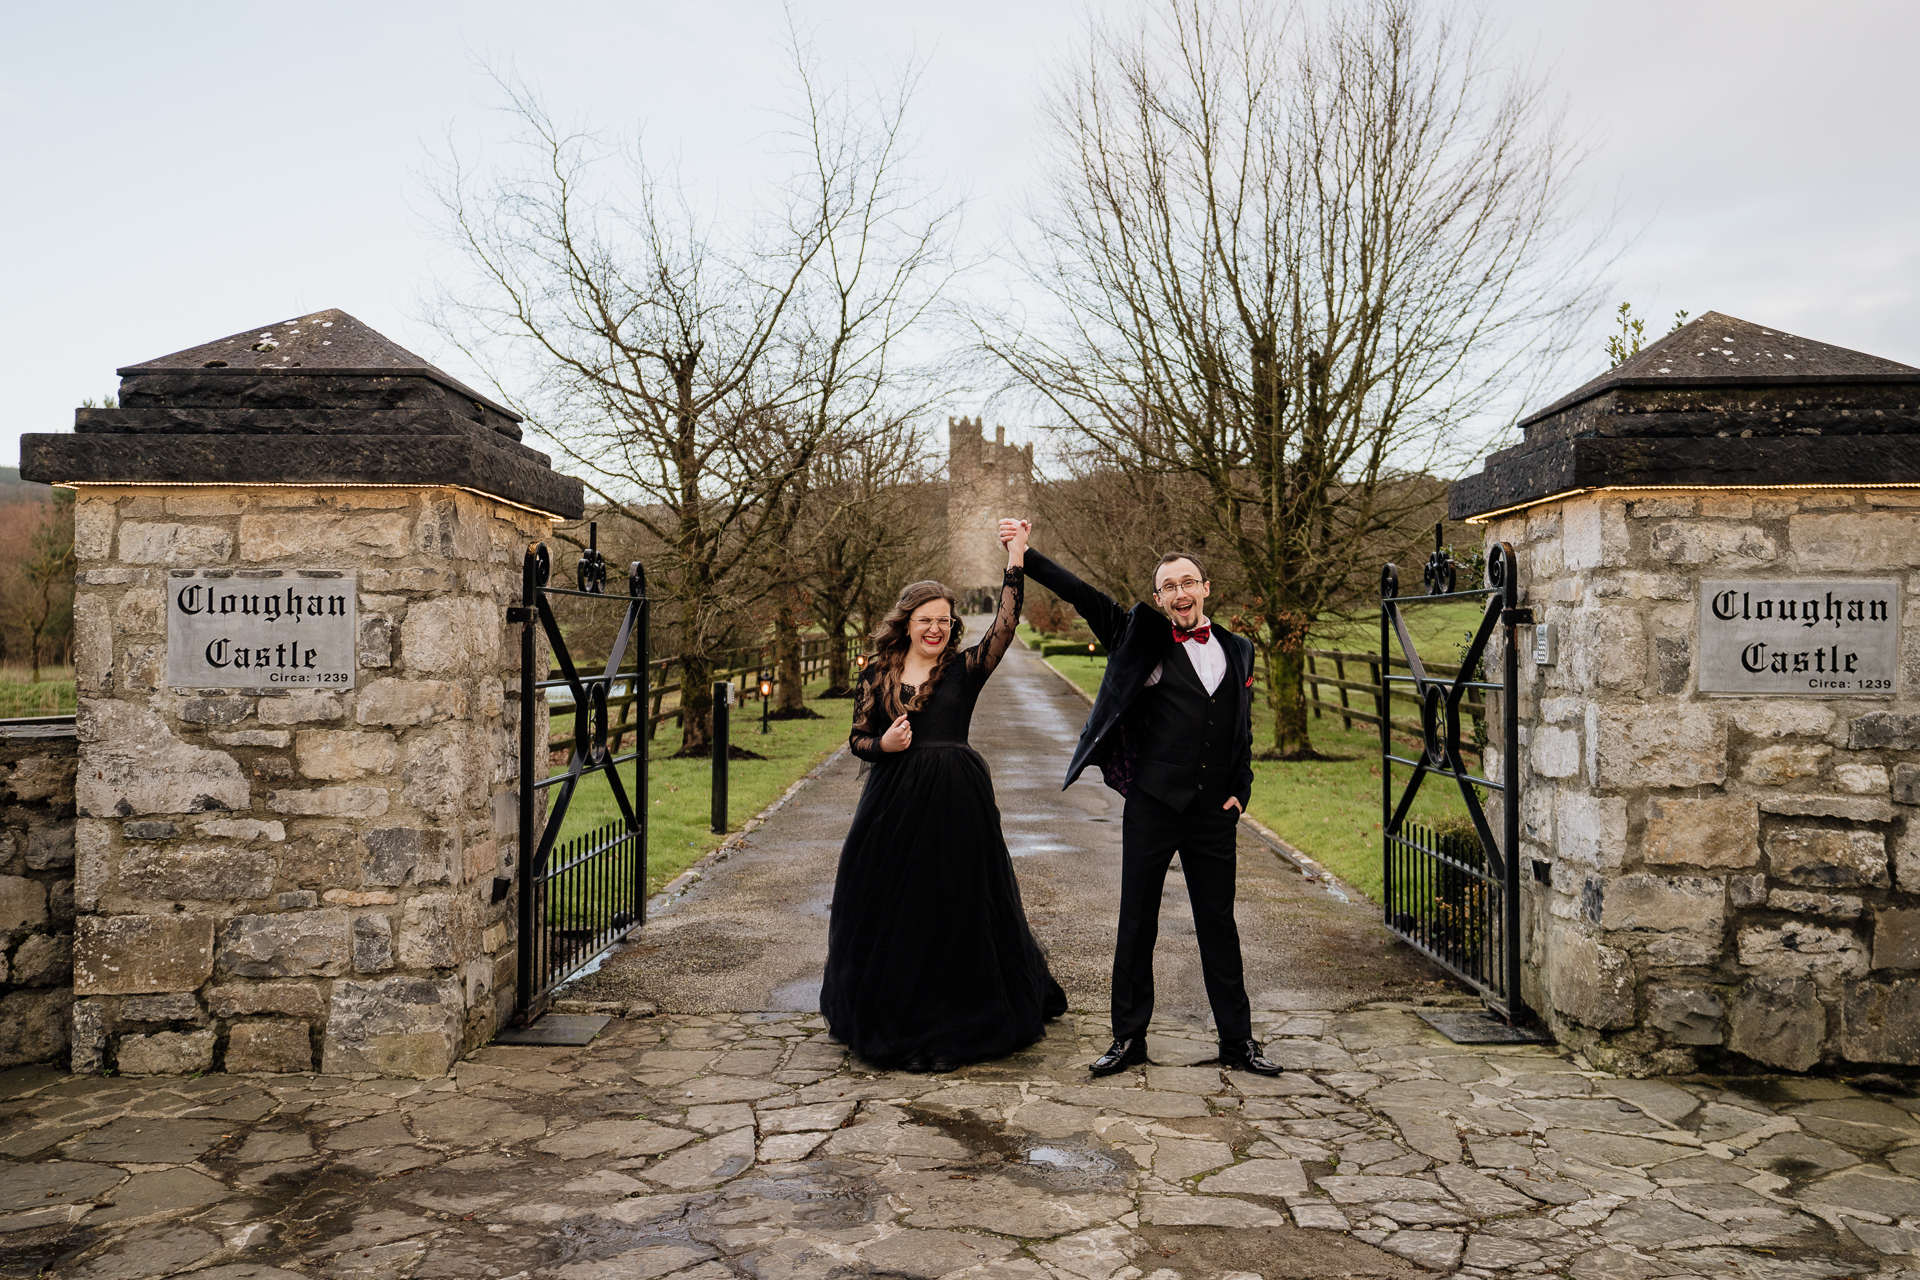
[946,415,1034,607]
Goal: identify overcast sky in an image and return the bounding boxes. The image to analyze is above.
[3,1,1915,473]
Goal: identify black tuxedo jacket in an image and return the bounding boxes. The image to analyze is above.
[1024,550,1256,808]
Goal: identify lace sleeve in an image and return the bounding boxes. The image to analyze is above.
[968,567,1025,682]
[849,665,891,762]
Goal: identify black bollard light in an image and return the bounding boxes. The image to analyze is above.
[759,668,772,734]
[711,681,731,834]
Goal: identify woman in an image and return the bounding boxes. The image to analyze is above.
[820,522,1066,1072]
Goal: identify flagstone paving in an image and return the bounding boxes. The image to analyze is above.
[4,1003,1920,1279]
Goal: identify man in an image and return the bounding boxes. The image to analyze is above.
[1003,520,1280,1078]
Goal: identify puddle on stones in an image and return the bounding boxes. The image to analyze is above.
[1026,1144,1117,1173]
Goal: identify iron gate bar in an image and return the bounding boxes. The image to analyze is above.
[513,525,650,1026]
[1379,532,1530,1022]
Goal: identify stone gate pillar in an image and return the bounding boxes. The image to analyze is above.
[1451,313,1920,1073]
[21,310,582,1077]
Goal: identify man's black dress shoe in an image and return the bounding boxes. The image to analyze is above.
[1219,1039,1282,1076]
[1089,1037,1149,1076]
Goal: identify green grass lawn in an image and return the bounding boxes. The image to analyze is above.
[0,667,77,718]
[546,680,853,896]
[1020,620,1479,901]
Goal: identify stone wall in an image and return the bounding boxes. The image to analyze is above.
[0,725,78,1067]
[67,485,551,1077]
[946,416,1034,599]
[1483,488,1920,1072]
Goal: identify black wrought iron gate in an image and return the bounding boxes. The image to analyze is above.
[1379,534,1530,1020]
[511,526,649,1023]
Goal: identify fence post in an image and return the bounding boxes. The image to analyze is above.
[711,681,731,834]
[1306,654,1322,719]
[1334,654,1353,730]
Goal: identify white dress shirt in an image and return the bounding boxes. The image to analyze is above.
[1144,618,1227,694]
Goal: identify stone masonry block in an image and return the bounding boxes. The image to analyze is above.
[205,982,326,1019]
[1736,703,1836,739]
[1647,986,1725,1046]
[256,692,346,724]
[225,1020,313,1073]
[116,1029,217,1075]
[238,511,412,561]
[8,750,76,804]
[1769,889,1863,918]
[267,787,390,819]
[119,845,274,901]
[1641,795,1759,868]
[1837,763,1891,794]
[1554,792,1627,869]
[25,822,74,870]
[1744,744,1832,785]
[10,934,72,986]
[293,730,398,780]
[1841,979,1920,1064]
[75,701,250,818]
[1849,712,1920,751]
[73,497,113,560]
[323,976,464,1078]
[1588,705,1726,789]
[397,892,482,969]
[1728,978,1825,1071]
[1791,512,1920,571]
[1762,794,1896,823]
[1531,727,1579,779]
[1649,521,1777,567]
[73,819,109,912]
[0,876,48,934]
[401,596,501,676]
[1737,923,1868,978]
[1766,827,1889,888]
[401,728,493,822]
[73,914,215,994]
[359,616,393,668]
[118,993,203,1022]
[72,593,111,695]
[116,522,233,565]
[1874,909,1920,970]
[1599,874,1725,938]
[354,678,467,727]
[363,827,455,887]
[353,914,394,973]
[217,910,351,977]
[1894,763,1920,805]
[0,990,72,1068]
[1546,925,1634,1030]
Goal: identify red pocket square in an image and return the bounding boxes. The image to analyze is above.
[1244,675,1255,687]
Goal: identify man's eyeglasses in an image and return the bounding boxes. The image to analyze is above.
[1153,578,1204,596]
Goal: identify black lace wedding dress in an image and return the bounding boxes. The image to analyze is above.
[820,566,1067,1068]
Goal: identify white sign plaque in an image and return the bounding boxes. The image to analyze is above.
[166,570,358,691]
[1699,579,1899,697]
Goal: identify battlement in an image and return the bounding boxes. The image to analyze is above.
[946,415,1035,595]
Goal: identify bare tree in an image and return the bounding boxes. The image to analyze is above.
[428,38,954,754]
[989,0,1603,757]
[793,416,942,696]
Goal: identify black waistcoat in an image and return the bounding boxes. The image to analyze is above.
[1130,646,1239,812]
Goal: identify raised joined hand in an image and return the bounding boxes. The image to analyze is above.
[997,518,1031,552]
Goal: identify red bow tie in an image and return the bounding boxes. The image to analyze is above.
[1173,624,1212,644]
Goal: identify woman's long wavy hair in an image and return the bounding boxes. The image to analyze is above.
[870,580,966,717]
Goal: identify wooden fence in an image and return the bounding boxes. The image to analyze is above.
[546,634,859,756]
[1303,647,1488,757]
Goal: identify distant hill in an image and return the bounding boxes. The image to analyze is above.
[0,468,53,505]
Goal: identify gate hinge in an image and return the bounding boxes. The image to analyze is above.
[507,607,532,624]
[1502,607,1535,626]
